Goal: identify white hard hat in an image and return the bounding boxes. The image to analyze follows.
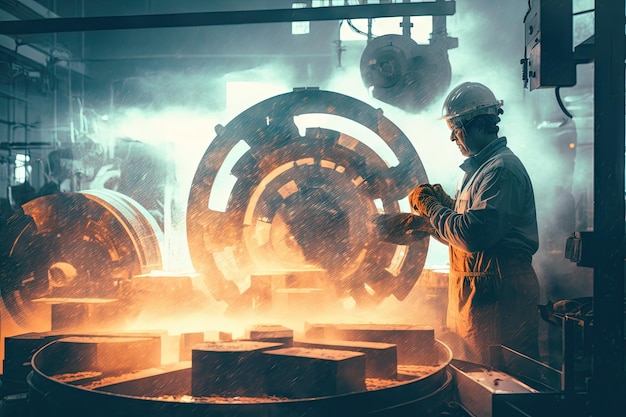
[440,82,503,124]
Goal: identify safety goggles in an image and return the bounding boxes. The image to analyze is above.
[446,117,474,130]
[446,118,473,140]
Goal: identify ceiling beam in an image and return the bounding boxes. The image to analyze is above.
[0,0,59,20]
[0,1,455,35]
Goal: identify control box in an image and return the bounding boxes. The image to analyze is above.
[524,0,576,90]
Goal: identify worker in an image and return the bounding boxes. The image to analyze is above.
[407,82,540,364]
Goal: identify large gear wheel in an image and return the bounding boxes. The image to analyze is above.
[187,89,428,308]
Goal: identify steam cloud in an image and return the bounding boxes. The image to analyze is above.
[97,0,594,332]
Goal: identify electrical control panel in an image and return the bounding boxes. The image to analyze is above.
[524,0,576,90]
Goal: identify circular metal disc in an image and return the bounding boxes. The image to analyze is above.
[187,89,429,307]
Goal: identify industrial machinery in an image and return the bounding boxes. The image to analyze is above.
[0,89,457,416]
[0,88,432,326]
[360,33,452,113]
[0,1,622,416]
[0,87,577,417]
[0,189,164,329]
[22,327,455,417]
[187,89,430,311]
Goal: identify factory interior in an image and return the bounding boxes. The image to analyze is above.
[0,0,623,416]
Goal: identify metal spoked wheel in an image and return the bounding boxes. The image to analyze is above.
[187,89,429,308]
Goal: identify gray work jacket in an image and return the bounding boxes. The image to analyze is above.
[428,136,539,259]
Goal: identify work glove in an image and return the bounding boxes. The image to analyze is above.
[373,213,434,245]
[409,184,440,217]
[431,184,455,209]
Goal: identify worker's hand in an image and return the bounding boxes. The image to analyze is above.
[431,184,455,209]
[373,213,434,244]
[409,184,440,217]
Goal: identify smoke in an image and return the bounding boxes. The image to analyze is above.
[425,0,593,299]
[98,65,298,274]
[322,0,595,324]
[85,2,595,339]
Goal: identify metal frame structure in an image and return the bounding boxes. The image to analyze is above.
[591,1,625,415]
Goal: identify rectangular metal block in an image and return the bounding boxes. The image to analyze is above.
[250,269,326,291]
[4,332,69,362]
[246,324,294,347]
[294,339,397,378]
[3,330,161,382]
[249,269,328,312]
[264,347,366,398]
[111,330,167,365]
[450,359,562,417]
[130,274,197,315]
[51,336,161,374]
[50,300,123,330]
[191,341,283,397]
[179,332,204,361]
[2,358,33,384]
[204,330,232,342]
[90,362,191,396]
[304,323,436,365]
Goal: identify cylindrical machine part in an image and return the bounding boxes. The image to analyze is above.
[0,189,163,328]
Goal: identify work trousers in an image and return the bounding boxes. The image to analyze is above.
[447,248,540,364]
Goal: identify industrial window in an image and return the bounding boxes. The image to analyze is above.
[14,153,30,184]
[292,3,310,35]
